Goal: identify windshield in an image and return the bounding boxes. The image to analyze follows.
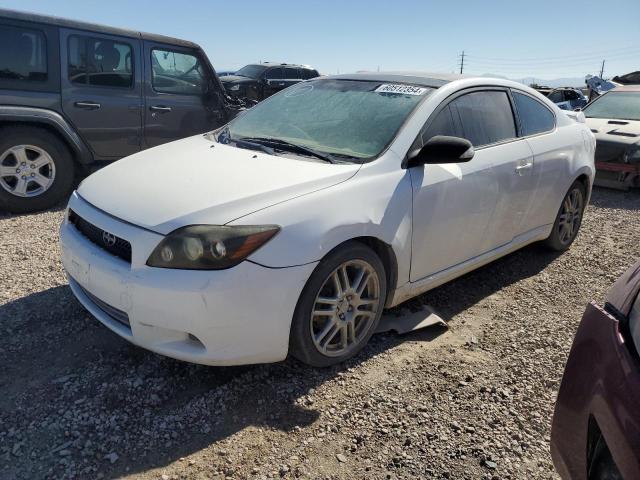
[583,91,640,121]
[235,64,267,79]
[226,79,433,160]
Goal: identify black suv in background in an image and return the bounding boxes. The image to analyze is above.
[0,9,239,213]
[220,63,320,102]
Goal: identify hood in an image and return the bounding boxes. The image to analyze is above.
[78,135,360,234]
[220,75,255,84]
[586,117,640,163]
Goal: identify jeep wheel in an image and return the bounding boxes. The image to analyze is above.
[0,127,75,213]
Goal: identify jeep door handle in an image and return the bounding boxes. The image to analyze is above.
[74,101,101,110]
[515,163,533,175]
[150,105,172,113]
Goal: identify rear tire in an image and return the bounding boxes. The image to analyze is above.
[544,180,586,251]
[289,242,387,367]
[0,126,75,213]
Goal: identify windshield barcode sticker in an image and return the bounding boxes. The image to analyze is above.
[375,84,428,95]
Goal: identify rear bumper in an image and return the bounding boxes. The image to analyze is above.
[550,302,640,479]
[59,193,317,366]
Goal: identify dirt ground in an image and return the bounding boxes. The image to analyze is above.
[1,187,639,480]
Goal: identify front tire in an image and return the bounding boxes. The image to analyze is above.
[0,126,75,213]
[290,242,387,367]
[544,180,586,251]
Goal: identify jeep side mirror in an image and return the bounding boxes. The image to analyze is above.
[406,135,474,168]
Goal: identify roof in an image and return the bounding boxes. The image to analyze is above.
[325,71,465,88]
[0,8,200,49]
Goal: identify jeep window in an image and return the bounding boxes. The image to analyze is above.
[512,92,555,136]
[151,49,206,95]
[226,79,433,160]
[68,36,133,88]
[583,91,640,122]
[265,68,284,80]
[235,64,267,79]
[283,67,300,80]
[0,25,47,82]
[301,69,319,80]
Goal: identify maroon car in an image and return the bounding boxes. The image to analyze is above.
[551,259,640,479]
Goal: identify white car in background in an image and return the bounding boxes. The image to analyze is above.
[59,72,595,367]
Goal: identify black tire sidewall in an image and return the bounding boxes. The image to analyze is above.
[545,180,586,251]
[289,242,387,367]
[0,127,75,213]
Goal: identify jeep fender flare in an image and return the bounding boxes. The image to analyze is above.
[0,106,93,164]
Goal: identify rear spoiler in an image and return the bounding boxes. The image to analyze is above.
[564,110,586,123]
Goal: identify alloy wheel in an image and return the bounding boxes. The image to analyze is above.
[557,187,584,245]
[310,259,382,357]
[0,145,56,197]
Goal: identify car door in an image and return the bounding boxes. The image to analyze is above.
[143,42,225,148]
[409,89,532,281]
[263,67,285,98]
[60,29,143,159]
[510,90,565,232]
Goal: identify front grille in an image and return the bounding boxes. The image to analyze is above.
[68,209,132,263]
[73,279,131,329]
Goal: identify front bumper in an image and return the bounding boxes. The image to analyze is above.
[550,302,640,479]
[59,193,317,366]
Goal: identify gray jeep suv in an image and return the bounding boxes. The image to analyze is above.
[0,9,238,213]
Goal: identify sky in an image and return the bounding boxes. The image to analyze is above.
[2,0,639,81]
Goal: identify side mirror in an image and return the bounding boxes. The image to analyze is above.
[406,135,474,167]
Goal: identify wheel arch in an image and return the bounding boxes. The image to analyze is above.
[0,107,93,165]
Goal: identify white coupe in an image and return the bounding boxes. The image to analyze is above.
[60,72,595,366]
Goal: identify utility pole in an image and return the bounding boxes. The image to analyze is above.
[458,50,465,74]
[599,60,605,78]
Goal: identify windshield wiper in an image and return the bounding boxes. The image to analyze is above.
[238,137,336,163]
[234,138,275,155]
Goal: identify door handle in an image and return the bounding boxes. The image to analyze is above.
[515,163,533,175]
[150,105,172,113]
[74,101,101,110]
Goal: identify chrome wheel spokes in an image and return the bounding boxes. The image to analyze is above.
[557,188,583,245]
[311,259,381,357]
[0,145,56,198]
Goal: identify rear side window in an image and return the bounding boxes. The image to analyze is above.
[513,92,555,136]
[68,35,133,88]
[265,68,283,80]
[301,69,318,80]
[151,49,206,95]
[0,25,47,82]
[283,67,300,79]
[449,91,517,147]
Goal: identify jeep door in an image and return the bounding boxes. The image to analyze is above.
[143,42,226,148]
[263,67,285,98]
[60,29,143,159]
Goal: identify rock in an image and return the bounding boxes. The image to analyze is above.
[336,453,347,463]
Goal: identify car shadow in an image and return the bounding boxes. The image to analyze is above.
[589,186,640,211]
[0,239,562,479]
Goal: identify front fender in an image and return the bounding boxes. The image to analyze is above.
[232,158,413,289]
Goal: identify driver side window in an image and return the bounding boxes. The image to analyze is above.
[151,49,206,95]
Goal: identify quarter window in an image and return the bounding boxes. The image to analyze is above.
[513,92,555,136]
[0,25,47,82]
[449,91,517,147]
[151,49,206,95]
[68,35,133,88]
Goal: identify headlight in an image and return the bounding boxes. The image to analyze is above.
[147,225,279,270]
[228,84,240,91]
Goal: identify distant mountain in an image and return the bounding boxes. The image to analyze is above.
[479,73,586,88]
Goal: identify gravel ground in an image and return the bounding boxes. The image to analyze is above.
[1,187,639,480]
